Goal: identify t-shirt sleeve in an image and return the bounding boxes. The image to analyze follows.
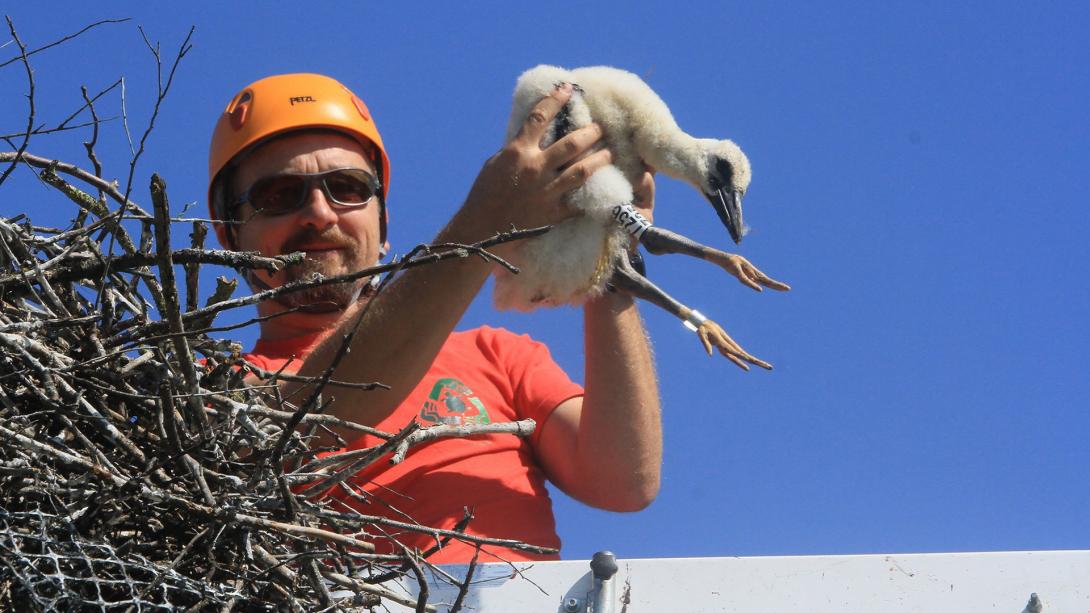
[475,327,584,446]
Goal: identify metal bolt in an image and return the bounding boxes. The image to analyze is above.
[564,597,580,612]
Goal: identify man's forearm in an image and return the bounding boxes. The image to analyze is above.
[571,292,663,510]
[290,201,497,429]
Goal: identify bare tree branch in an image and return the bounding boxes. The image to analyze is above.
[0,17,130,69]
[0,18,34,188]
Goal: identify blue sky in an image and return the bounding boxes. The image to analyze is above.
[3,3,1088,560]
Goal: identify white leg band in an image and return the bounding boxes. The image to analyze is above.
[611,203,651,239]
[682,309,707,332]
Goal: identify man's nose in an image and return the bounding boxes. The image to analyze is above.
[296,186,339,229]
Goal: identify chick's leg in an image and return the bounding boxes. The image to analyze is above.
[609,254,772,370]
[639,226,790,292]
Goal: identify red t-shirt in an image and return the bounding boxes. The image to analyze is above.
[244,326,584,563]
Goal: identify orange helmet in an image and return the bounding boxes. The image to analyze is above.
[208,73,390,239]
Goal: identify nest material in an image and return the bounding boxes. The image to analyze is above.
[0,168,548,611]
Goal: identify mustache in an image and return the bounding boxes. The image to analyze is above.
[280,228,359,254]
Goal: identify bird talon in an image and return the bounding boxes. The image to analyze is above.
[695,319,770,370]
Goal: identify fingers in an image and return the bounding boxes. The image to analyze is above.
[542,123,603,169]
[513,83,573,147]
[545,147,612,197]
[633,169,655,203]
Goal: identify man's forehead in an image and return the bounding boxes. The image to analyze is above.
[251,130,371,163]
[234,130,376,182]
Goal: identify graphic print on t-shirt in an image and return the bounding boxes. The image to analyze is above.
[419,377,492,425]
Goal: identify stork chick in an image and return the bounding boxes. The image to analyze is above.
[494,65,789,369]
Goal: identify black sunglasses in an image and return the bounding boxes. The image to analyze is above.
[232,168,381,217]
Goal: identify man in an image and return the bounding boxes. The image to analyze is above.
[208,73,661,562]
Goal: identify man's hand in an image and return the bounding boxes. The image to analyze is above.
[459,83,614,255]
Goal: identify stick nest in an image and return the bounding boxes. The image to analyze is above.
[0,169,547,611]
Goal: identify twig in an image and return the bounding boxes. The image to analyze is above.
[79,84,106,206]
[0,117,118,141]
[449,546,480,613]
[151,174,208,435]
[391,419,536,464]
[293,422,420,498]
[365,510,477,585]
[186,222,206,312]
[120,76,134,156]
[203,393,392,438]
[0,17,130,69]
[394,541,431,613]
[0,150,152,216]
[321,570,435,611]
[55,77,122,133]
[243,362,388,392]
[303,507,558,556]
[0,246,302,292]
[120,27,193,209]
[0,18,34,189]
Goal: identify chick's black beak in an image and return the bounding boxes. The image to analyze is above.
[707,188,745,244]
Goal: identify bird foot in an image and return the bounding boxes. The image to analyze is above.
[695,318,773,371]
[706,252,792,293]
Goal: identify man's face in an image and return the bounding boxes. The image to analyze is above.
[227,132,383,310]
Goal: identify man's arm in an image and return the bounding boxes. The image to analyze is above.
[532,170,662,512]
[288,84,613,430]
[533,293,662,511]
